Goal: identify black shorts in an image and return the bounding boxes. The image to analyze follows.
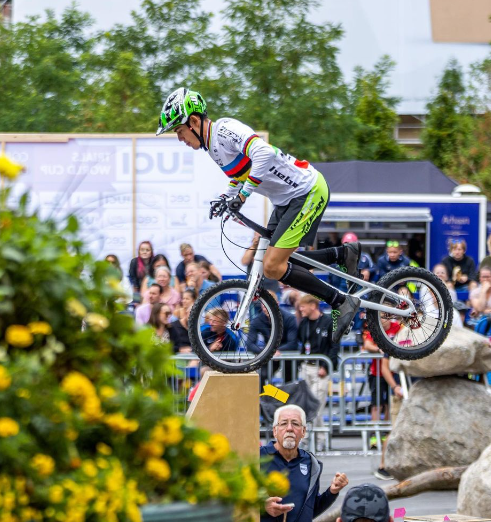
[267,172,329,248]
[368,374,389,407]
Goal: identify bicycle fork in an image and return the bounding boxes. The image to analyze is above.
[231,237,269,330]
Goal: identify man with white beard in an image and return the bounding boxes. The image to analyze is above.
[260,405,348,521]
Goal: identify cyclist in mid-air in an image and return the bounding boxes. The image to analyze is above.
[156,87,361,343]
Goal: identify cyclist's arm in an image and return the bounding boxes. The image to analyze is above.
[239,137,276,198]
[216,120,274,199]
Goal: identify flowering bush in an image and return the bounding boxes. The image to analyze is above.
[0,157,288,521]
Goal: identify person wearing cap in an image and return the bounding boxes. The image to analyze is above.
[261,404,348,521]
[376,241,411,280]
[341,233,376,282]
[337,483,392,522]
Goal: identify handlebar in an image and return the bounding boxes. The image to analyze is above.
[230,210,273,239]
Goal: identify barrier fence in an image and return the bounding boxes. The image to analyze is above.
[168,351,397,455]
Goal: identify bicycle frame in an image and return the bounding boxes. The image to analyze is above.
[229,210,417,331]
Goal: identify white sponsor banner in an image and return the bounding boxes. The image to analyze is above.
[5,136,266,276]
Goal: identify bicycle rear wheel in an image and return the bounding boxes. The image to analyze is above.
[366,267,453,360]
[188,279,283,373]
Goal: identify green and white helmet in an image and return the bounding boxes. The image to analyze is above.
[156,87,207,136]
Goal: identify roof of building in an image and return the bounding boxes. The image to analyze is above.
[313,160,459,194]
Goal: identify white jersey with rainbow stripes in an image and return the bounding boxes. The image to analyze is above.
[206,117,319,207]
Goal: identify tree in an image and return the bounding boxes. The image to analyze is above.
[349,56,406,161]
[443,57,491,197]
[215,0,356,161]
[0,7,95,132]
[82,0,219,132]
[421,59,469,171]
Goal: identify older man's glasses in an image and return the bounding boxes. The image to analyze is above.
[276,420,304,429]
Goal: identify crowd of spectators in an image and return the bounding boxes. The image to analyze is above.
[101,232,490,479]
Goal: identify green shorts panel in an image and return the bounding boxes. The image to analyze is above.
[268,173,329,249]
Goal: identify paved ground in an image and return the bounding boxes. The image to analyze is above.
[316,436,457,520]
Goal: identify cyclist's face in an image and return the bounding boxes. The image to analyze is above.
[175,124,201,150]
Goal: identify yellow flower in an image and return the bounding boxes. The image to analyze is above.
[5,325,33,348]
[104,413,139,434]
[266,471,290,497]
[138,441,164,458]
[0,153,24,180]
[81,394,103,422]
[96,458,109,469]
[100,385,117,400]
[48,485,64,504]
[17,388,31,399]
[145,458,171,482]
[144,389,159,401]
[56,400,70,413]
[85,313,110,332]
[61,372,97,402]
[208,433,230,461]
[0,417,19,437]
[27,321,52,336]
[31,454,55,477]
[81,460,98,478]
[96,442,112,455]
[66,298,87,317]
[65,429,78,441]
[240,467,258,503]
[196,469,228,497]
[192,441,214,464]
[0,365,12,390]
[161,416,183,445]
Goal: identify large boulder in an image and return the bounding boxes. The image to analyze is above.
[389,326,491,377]
[458,444,491,516]
[385,377,491,480]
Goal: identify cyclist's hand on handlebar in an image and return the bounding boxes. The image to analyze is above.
[209,194,228,220]
[227,194,245,213]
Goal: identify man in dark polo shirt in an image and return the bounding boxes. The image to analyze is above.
[260,405,348,521]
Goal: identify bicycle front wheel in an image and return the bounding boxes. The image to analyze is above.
[188,279,283,373]
[366,267,453,360]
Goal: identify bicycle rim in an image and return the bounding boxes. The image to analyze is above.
[190,281,282,372]
[368,275,448,356]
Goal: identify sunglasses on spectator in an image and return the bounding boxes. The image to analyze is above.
[386,241,400,247]
[449,239,464,244]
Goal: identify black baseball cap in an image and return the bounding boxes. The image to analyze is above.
[341,483,390,522]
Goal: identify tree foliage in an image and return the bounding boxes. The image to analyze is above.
[421,59,470,171]
[216,0,355,161]
[349,56,406,161]
[0,0,406,162]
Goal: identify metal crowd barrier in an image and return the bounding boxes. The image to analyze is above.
[168,351,395,455]
[337,352,391,453]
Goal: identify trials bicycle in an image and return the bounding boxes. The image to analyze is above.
[188,205,453,374]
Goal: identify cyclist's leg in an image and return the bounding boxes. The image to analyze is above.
[263,177,344,307]
[263,172,360,341]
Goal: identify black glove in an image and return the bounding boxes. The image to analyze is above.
[227,194,245,213]
[209,195,228,220]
